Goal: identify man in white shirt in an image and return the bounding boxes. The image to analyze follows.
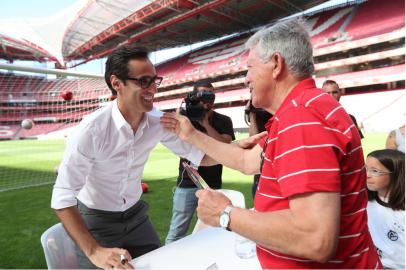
[51,45,205,269]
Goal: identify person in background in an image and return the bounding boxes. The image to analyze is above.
[51,44,210,269]
[165,80,235,244]
[161,19,381,268]
[366,149,405,269]
[322,80,364,139]
[244,98,272,198]
[385,124,405,153]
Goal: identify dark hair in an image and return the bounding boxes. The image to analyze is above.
[193,79,214,91]
[322,79,339,88]
[367,149,405,211]
[104,44,149,95]
[244,99,272,131]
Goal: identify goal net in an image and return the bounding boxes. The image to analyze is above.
[0,64,111,192]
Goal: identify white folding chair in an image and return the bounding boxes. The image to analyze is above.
[40,223,79,269]
[192,189,245,233]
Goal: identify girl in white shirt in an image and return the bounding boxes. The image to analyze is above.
[366,149,405,269]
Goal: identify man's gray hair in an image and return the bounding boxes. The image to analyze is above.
[245,18,314,78]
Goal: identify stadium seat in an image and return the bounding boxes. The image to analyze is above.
[192,189,245,234]
[40,223,78,269]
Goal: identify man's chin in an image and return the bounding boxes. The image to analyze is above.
[252,100,262,109]
[144,103,154,112]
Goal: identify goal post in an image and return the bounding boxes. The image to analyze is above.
[0,63,111,192]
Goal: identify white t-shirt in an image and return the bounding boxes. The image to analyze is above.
[367,200,405,269]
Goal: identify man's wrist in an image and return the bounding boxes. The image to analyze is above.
[84,241,100,257]
[185,128,199,144]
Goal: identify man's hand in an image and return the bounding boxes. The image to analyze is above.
[89,246,134,269]
[196,189,232,226]
[160,112,196,141]
[235,131,267,149]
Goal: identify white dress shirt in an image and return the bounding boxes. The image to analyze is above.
[51,100,204,212]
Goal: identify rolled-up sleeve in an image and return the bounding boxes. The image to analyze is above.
[161,132,204,166]
[51,127,96,209]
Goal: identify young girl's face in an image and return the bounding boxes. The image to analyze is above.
[365,156,391,196]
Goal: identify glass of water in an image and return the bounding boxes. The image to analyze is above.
[234,234,256,259]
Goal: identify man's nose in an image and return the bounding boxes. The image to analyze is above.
[146,84,157,94]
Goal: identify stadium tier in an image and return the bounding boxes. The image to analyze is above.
[344,0,404,40]
[156,0,404,87]
[152,0,404,131]
[0,73,108,101]
[156,64,405,111]
[0,72,110,140]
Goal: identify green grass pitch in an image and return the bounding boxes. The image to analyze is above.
[0,132,386,268]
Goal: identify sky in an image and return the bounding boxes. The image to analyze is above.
[0,0,349,74]
[0,0,77,19]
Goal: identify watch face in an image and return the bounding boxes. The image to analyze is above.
[220,213,229,228]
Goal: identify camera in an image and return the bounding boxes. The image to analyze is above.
[180,89,215,122]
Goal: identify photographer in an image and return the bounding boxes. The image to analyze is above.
[244,98,272,199]
[165,80,235,244]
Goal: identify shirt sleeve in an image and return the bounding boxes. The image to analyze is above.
[51,126,97,209]
[160,131,205,166]
[273,106,349,198]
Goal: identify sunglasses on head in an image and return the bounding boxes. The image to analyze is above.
[125,75,163,89]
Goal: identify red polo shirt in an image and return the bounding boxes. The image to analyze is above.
[254,78,381,269]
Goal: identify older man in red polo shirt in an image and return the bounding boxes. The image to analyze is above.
[160,19,381,269]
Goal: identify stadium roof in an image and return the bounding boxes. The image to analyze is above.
[0,0,87,66]
[0,0,326,66]
[0,33,57,63]
[63,0,325,64]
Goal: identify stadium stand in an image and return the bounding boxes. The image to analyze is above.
[344,0,404,40]
[1,0,404,138]
[0,72,109,139]
[154,0,404,127]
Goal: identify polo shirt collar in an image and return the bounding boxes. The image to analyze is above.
[265,77,316,131]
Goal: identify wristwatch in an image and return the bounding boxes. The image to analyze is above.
[219,205,233,231]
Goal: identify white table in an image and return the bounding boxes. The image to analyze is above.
[131,227,261,269]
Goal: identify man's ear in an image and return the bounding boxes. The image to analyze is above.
[110,75,122,94]
[270,53,284,79]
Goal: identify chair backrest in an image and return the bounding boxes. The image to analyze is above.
[40,223,78,269]
[218,189,245,208]
[192,189,246,234]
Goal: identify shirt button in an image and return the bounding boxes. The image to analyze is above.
[123,198,126,204]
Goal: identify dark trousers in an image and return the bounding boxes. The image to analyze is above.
[75,200,161,269]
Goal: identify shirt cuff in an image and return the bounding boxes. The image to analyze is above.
[51,186,78,209]
[186,148,205,166]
